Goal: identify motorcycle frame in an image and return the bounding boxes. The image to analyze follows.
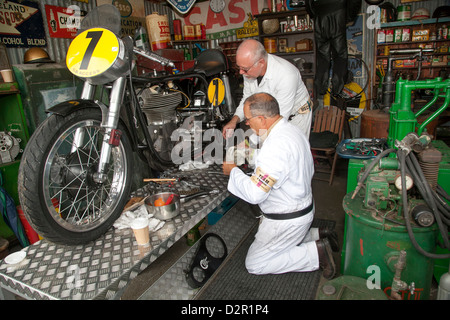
[48,65,233,178]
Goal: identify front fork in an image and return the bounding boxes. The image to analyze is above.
[73,77,126,184]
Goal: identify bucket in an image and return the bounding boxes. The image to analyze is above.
[397,5,411,21]
[146,13,171,51]
[264,38,277,53]
[17,205,40,244]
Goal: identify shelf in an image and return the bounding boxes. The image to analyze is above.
[372,16,450,108]
[255,8,308,20]
[377,52,450,58]
[259,30,313,38]
[377,38,450,46]
[0,82,19,95]
[172,39,209,44]
[277,50,314,56]
[254,7,315,96]
[380,17,450,28]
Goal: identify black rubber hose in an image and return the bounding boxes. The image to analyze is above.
[407,152,450,249]
[437,185,450,202]
[432,190,450,221]
[398,149,450,259]
[405,156,450,228]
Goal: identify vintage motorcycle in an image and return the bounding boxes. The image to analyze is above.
[17,5,238,245]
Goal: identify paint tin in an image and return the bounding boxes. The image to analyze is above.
[397,5,411,21]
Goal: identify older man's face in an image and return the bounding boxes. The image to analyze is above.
[236,55,262,79]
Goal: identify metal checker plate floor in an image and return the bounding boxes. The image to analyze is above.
[0,168,229,300]
[139,200,260,300]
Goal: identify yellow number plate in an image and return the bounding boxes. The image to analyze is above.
[207,78,225,106]
[66,28,121,78]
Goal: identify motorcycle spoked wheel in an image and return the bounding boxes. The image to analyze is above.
[18,108,133,245]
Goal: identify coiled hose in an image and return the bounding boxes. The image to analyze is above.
[397,149,450,259]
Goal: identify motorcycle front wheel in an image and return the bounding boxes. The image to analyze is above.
[18,108,132,245]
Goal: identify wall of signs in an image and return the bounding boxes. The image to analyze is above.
[0,0,47,47]
[174,0,268,40]
[0,0,146,48]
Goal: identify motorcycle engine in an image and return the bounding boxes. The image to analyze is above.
[138,86,182,160]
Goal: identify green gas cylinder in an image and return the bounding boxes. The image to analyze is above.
[342,193,438,300]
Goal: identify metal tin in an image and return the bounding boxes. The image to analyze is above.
[264,38,277,53]
[397,5,411,21]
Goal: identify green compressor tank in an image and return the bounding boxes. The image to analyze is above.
[343,192,438,300]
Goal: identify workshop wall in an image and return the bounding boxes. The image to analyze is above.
[5,0,171,65]
[361,0,449,102]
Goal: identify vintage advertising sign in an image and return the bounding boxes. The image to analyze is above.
[175,0,265,40]
[45,5,86,39]
[236,13,258,39]
[166,0,197,15]
[0,0,46,48]
[96,0,145,37]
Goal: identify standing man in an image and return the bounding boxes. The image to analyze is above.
[222,39,312,139]
[223,92,335,278]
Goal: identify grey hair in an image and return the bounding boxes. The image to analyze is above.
[244,92,280,118]
[253,41,268,61]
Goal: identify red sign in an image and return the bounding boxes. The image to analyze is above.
[45,5,85,39]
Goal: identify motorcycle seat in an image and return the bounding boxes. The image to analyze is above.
[192,49,229,77]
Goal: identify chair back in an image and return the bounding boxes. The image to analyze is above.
[312,106,345,141]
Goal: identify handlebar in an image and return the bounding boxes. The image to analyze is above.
[133,47,176,68]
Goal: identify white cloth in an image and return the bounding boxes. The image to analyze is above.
[113,204,165,232]
[227,118,317,274]
[233,54,312,137]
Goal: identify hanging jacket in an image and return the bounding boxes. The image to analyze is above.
[306,0,362,95]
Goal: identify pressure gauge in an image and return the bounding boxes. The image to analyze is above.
[210,0,226,13]
[394,174,413,191]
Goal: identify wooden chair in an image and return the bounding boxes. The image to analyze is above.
[309,105,346,185]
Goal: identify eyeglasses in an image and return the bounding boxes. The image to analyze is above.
[245,115,264,124]
[238,59,259,73]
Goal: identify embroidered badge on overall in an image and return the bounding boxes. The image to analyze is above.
[250,167,277,192]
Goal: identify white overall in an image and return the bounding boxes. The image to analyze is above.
[228,118,319,275]
[234,54,312,138]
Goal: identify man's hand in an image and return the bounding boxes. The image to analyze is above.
[222,116,240,139]
[222,162,237,175]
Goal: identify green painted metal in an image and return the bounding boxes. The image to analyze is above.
[388,78,450,148]
[0,84,29,239]
[343,193,438,300]
[317,275,388,300]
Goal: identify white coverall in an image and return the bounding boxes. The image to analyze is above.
[227,118,319,275]
[233,54,313,138]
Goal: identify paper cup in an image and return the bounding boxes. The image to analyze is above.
[1,69,13,82]
[130,218,150,245]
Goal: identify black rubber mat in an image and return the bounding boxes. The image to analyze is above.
[195,219,335,300]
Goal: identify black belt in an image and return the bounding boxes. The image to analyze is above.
[262,202,314,220]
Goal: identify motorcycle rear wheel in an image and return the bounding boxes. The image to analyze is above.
[18,108,132,245]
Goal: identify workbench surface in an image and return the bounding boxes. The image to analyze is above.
[0,167,229,300]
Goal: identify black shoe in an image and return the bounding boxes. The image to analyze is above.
[316,238,336,280]
[319,228,339,252]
